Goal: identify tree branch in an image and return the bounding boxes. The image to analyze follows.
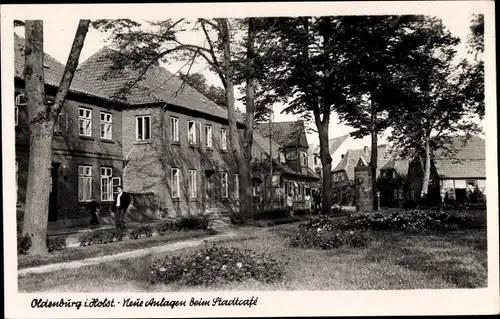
[51,19,90,117]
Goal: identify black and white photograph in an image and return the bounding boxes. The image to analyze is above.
[2,1,499,318]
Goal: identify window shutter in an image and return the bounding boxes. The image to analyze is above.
[196,122,201,145]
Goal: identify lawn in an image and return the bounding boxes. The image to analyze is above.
[17,229,217,270]
[18,226,487,292]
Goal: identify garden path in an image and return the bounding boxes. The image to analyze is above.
[18,227,272,277]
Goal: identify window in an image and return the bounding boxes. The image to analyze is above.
[279,150,286,163]
[136,115,151,141]
[54,113,67,133]
[78,165,92,202]
[112,177,121,200]
[220,128,227,150]
[300,152,308,166]
[189,170,197,198]
[15,93,26,127]
[333,173,338,182]
[100,167,113,201]
[205,125,213,148]
[170,117,179,142]
[234,174,239,199]
[100,112,112,140]
[410,190,416,201]
[188,121,196,144]
[314,156,319,165]
[79,108,92,137]
[171,168,180,198]
[393,188,398,199]
[221,172,228,198]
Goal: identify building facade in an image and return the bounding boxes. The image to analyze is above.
[406,136,486,204]
[14,37,244,226]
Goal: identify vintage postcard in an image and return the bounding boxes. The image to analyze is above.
[1,1,499,318]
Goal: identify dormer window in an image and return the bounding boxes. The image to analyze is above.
[279,149,285,163]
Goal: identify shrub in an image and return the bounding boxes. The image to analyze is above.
[254,208,290,220]
[229,212,246,225]
[343,210,480,233]
[155,220,179,235]
[176,213,212,230]
[129,225,154,240]
[293,209,310,216]
[17,235,32,255]
[149,244,289,286]
[79,229,120,246]
[290,228,371,250]
[17,235,67,254]
[47,236,67,252]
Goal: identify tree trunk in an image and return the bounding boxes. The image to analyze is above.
[318,121,333,215]
[370,130,378,211]
[319,17,333,215]
[22,20,51,255]
[370,96,379,211]
[220,19,248,218]
[242,17,257,219]
[22,20,90,256]
[421,135,432,200]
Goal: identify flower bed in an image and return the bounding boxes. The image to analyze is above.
[79,215,213,247]
[290,228,370,250]
[344,210,478,233]
[149,243,289,286]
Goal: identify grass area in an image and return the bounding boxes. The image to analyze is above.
[17,229,218,270]
[18,226,487,292]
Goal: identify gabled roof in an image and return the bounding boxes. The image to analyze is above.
[333,148,366,181]
[77,47,237,122]
[434,135,485,160]
[380,156,411,178]
[434,159,485,178]
[312,134,350,155]
[253,131,282,160]
[14,34,109,100]
[333,144,392,181]
[254,121,306,148]
[433,135,485,178]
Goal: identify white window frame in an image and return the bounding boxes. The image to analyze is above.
[79,107,92,137]
[205,125,213,148]
[221,172,228,198]
[234,173,239,199]
[170,117,179,142]
[78,165,92,202]
[54,113,67,133]
[100,112,113,140]
[15,93,26,127]
[171,168,180,198]
[100,167,113,201]
[111,177,121,200]
[136,115,151,141]
[189,169,197,198]
[410,190,416,200]
[188,120,196,144]
[220,128,227,150]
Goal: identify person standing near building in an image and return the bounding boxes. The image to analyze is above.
[113,186,132,239]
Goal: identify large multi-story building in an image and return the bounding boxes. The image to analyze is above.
[14,36,243,227]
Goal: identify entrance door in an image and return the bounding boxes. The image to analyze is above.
[205,170,216,211]
[48,163,60,222]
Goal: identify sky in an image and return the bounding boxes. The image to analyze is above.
[13,9,482,151]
